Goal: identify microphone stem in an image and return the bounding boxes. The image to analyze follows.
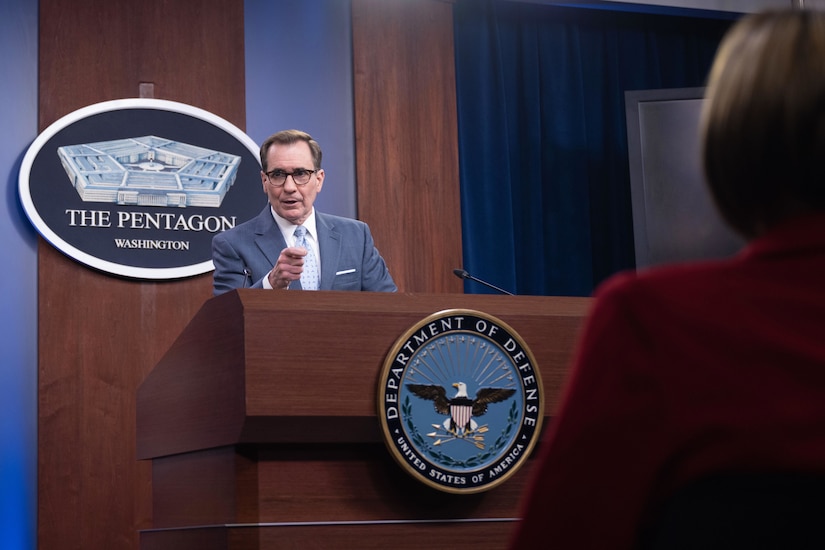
[468,275,514,295]
[453,268,514,295]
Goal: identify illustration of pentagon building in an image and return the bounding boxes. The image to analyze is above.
[57,136,241,207]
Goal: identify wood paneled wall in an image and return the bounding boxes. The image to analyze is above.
[352,0,464,293]
[37,1,245,549]
[37,0,463,549]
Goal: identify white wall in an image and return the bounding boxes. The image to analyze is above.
[0,1,38,549]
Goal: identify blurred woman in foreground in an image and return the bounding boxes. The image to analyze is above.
[510,9,825,549]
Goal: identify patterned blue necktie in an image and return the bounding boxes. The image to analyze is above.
[293,225,319,290]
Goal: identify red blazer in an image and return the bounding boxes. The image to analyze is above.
[509,213,825,549]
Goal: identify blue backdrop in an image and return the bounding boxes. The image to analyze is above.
[453,0,734,296]
[0,2,38,549]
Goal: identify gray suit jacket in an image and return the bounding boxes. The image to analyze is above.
[212,206,397,295]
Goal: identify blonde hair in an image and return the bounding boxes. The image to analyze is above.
[701,9,825,238]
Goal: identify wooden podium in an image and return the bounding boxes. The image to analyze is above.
[136,290,591,549]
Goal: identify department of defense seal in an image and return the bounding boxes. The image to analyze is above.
[377,309,544,494]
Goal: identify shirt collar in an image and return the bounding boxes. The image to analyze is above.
[270,206,318,246]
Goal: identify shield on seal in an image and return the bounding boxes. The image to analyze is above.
[450,403,473,432]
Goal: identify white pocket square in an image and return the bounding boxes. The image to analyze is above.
[335,268,356,275]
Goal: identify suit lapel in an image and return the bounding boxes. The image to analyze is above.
[316,213,341,290]
[252,208,341,290]
[253,206,286,269]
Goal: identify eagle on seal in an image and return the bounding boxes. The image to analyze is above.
[407,381,515,434]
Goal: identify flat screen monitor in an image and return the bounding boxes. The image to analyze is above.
[625,87,745,270]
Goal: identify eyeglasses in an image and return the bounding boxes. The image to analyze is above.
[264,168,317,187]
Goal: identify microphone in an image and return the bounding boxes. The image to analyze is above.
[453,268,514,296]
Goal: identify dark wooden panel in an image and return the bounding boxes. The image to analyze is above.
[352,0,463,294]
[142,521,517,550]
[146,443,530,549]
[254,522,517,550]
[136,290,591,459]
[39,0,487,547]
[252,443,536,523]
[151,446,260,528]
[37,1,245,549]
[38,0,245,128]
[138,290,589,550]
[141,527,237,550]
[259,442,533,519]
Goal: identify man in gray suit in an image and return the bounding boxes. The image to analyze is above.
[212,129,396,295]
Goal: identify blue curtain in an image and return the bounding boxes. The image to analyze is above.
[453,1,734,296]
